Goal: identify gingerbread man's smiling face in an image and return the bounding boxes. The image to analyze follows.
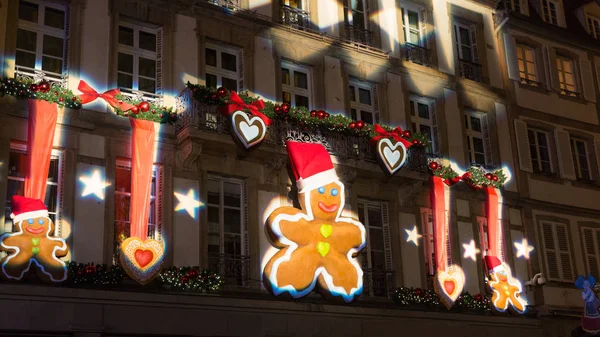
[303,182,343,221]
[19,217,52,237]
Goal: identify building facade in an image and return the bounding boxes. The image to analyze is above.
[0,0,598,336]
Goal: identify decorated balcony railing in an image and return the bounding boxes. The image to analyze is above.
[458,59,483,82]
[344,24,373,47]
[405,43,430,66]
[14,65,67,88]
[363,268,395,298]
[206,0,240,11]
[208,253,250,287]
[281,5,310,30]
[119,87,163,106]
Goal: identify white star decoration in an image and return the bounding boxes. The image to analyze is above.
[405,226,422,246]
[79,170,110,200]
[462,240,480,262]
[174,189,204,218]
[514,238,534,259]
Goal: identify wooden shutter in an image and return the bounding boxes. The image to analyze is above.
[243,181,249,257]
[381,202,393,271]
[238,48,245,92]
[555,129,576,180]
[594,139,600,181]
[373,83,380,124]
[555,223,574,281]
[482,114,493,166]
[503,33,520,81]
[520,0,529,15]
[542,46,553,90]
[580,58,597,102]
[514,119,533,172]
[62,5,71,75]
[469,24,479,64]
[419,8,428,49]
[541,221,560,281]
[582,227,600,279]
[155,27,163,96]
[430,101,440,154]
[548,47,561,92]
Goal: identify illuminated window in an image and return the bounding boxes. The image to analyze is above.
[420,208,435,276]
[15,0,67,75]
[509,0,521,12]
[556,56,578,94]
[571,138,591,180]
[587,16,600,39]
[281,62,312,109]
[114,159,163,262]
[409,96,437,154]
[358,200,392,297]
[282,0,305,10]
[528,128,553,174]
[540,220,573,282]
[349,79,378,125]
[343,0,369,31]
[465,111,488,166]
[117,23,160,94]
[516,44,538,83]
[205,43,243,92]
[4,142,63,233]
[401,5,421,46]
[581,227,600,280]
[541,0,558,25]
[454,22,475,63]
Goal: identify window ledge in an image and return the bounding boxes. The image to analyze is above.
[529,172,563,184]
[555,90,584,103]
[571,179,600,191]
[517,80,548,94]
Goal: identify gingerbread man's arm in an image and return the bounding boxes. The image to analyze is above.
[0,234,23,252]
[51,238,69,258]
[266,206,311,245]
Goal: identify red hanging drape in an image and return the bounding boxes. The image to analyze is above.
[485,186,500,258]
[430,176,448,272]
[129,118,156,239]
[24,99,58,201]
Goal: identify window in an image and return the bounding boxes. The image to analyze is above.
[556,56,578,94]
[528,128,553,174]
[401,6,421,46]
[114,159,162,262]
[343,0,368,31]
[478,217,489,255]
[540,221,574,282]
[587,16,600,39]
[4,143,63,232]
[454,23,475,63]
[571,138,591,180]
[409,96,437,154]
[509,0,521,12]
[420,208,435,276]
[358,200,391,297]
[349,80,378,125]
[117,23,159,94]
[16,0,67,74]
[581,226,600,279]
[282,0,304,9]
[281,62,312,109]
[541,0,558,25]
[517,44,538,84]
[465,111,488,166]
[205,43,242,92]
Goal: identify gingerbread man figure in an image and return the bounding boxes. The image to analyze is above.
[485,255,527,313]
[263,141,366,303]
[0,195,69,283]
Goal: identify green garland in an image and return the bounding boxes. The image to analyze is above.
[187,83,429,146]
[0,77,177,124]
[67,262,124,285]
[429,161,507,188]
[158,266,224,292]
[393,287,491,312]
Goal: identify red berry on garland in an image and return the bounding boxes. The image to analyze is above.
[29,84,38,92]
[53,91,58,96]
[38,81,50,92]
[317,111,325,119]
[429,162,439,170]
[349,122,356,129]
[475,294,483,301]
[139,101,150,112]
[492,174,499,182]
[324,112,330,118]
[356,120,365,129]
[485,173,493,180]
[274,105,282,114]
[210,93,218,101]
[71,96,77,101]
[281,103,291,113]
[413,139,420,145]
[131,106,140,114]
[402,130,412,138]
[415,288,424,296]
[310,110,317,117]
[151,109,156,114]
[19,90,26,95]
[216,86,228,98]
[59,97,64,102]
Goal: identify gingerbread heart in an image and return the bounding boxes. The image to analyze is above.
[230,111,266,149]
[434,264,466,309]
[119,237,164,285]
[376,138,407,175]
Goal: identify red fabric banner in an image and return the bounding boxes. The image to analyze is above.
[485,186,499,257]
[129,118,156,239]
[24,99,58,201]
[430,176,447,272]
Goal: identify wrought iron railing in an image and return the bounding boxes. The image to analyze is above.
[363,268,395,298]
[14,66,68,88]
[405,43,430,66]
[559,88,582,99]
[206,0,240,11]
[458,59,483,82]
[281,5,310,30]
[119,88,163,106]
[208,253,250,287]
[344,24,373,47]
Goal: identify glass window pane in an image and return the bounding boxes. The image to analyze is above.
[15,50,36,68]
[208,234,220,253]
[42,56,62,74]
[367,207,382,227]
[47,158,59,182]
[224,234,241,255]
[115,194,130,222]
[294,71,308,89]
[221,52,237,72]
[115,167,131,193]
[208,206,219,233]
[369,227,383,250]
[208,179,220,204]
[17,29,37,52]
[417,103,430,119]
[223,182,240,207]
[351,0,363,11]
[118,26,134,46]
[460,27,470,46]
[473,137,485,153]
[351,108,357,120]
[117,73,133,90]
[358,204,365,223]
[19,1,38,22]
[117,53,133,73]
[360,111,373,124]
[139,57,156,78]
[358,88,371,105]
[282,91,291,103]
[461,46,472,62]
[44,7,65,30]
[139,31,156,52]
[295,95,309,108]
[222,77,237,92]
[139,78,155,93]
[43,35,63,58]
[537,132,548,147]
[353,12,365,29]
[206,48,217,67]
[408,10,419,29]
[370,251,386,270]
[206,73,217,89]
[224,208,241,234]
[410,101,415,116]
[409,31,420,44]
[470,116,482,132]
[282,68,290,85]
[349,86,356,102]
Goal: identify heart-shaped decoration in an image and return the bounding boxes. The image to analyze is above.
[231,111,266,149]
[32,247,40,255]
[32,238,40,246]
[316,241,330,257]
[376,138,407,175]
[434,264,466,310]
[320,224,333,239]
[120,237,165,285]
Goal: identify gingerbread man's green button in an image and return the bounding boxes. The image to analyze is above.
[320,224,332,238]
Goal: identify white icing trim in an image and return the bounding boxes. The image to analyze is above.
[487,263,528,313]
[12,210,49,225]
[377,138,408,175]
[297,169,339,193]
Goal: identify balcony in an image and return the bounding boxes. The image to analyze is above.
[119,87,163,106]
[281,5,310,30]
[405,43,430,66]
[363,269,395,298]
[206,0,240,11]
[208,253,250,287]
[458,59,483,82]
[344,24,373,47]
[14,66,68,88]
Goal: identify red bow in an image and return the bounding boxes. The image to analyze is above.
[443,172,472,186]
[77,80,136,112]
[369,124,413,148]
[219,91,271,126]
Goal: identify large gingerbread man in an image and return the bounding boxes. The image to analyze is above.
[263,141,366,303]
[485,255,527,313]
[0,195,68,283]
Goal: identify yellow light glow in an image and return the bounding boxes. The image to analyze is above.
[405,225,422,246]
[174,189,203,218]
[514,238,534,259]
[462,239,480,262]
[502,166,513,183]
[79,170,110,200]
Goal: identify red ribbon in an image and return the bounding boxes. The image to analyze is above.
[430,176,448,272]
[77,80,136,112]
[443,172,472,186]
[369,124,413,148]
[485,186,500,257]
[219,91,271,126]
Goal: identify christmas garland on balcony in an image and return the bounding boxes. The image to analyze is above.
[393,287,491,312]
[428,160,508,189]
[0,77,177,124]
[186,83,429,146]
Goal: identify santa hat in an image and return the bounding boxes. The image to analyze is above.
[285,141,339,192]
[10,195,49,224]
[484,255,504,274]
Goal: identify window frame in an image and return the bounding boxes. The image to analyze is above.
[465,111,488,166]
[509,0,521,12]
[586,15,600,39]
[400,4,423,46]
[581,225,600,278]
[281,61,313,109]
[282,0,306,10]
[409,96,436,154]
[349,79,378,124]
[204,42,242,92]
[453,22,474,62]
[541,0,559,25]
[420,207,435,276]
[570,137,592,181]
[206,176,246,257]
[357,199,387,271]
[540,220,574,283]
[477,216,488,256]
[343,0,369,31]
[528,127,554,174]
[117,21,159,95]
[556,55,578,94]
[516,44,539,83]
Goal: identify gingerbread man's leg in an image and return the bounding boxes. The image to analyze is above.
[1,251,33,280]
[508,292,525,312]
[320,252,360,296]
[36,243,68,282]
[492,289,509,310]
[266,246,321,294]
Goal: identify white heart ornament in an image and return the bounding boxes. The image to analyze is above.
[231,111,266,149]
[377,138,407,175]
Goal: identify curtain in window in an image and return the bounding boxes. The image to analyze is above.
[129,118,155,239]
[24,99,58,201]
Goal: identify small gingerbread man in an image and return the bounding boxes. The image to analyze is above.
[0,195,69,283]
[485,255,527,313]
[263,141,366,303]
